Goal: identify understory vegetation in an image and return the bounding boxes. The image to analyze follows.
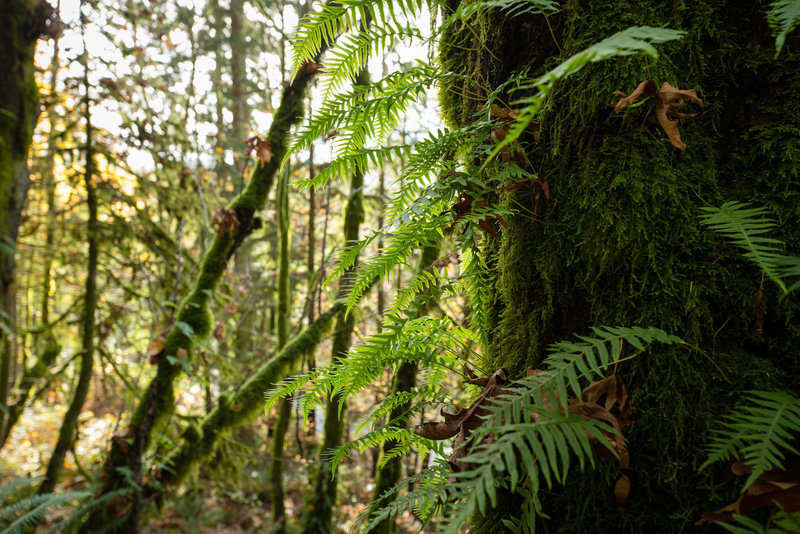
[1,0,799,533]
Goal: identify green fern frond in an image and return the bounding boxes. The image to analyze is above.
[339,213,449,312]
[286,63,441,165]
[767,0,800,56]
[489,26,685,165]
[702,390,800,489]
[328,426,444,472]
[360,462,450,532]
[39,488,134,534]
[0,477,45,501]
[448,0,559,20]
[266,315,461,418]
[718,507,800,534]
[434,412,612,534]
[354,385,452,434]
[292,0,427,76]
[483,326,683,429]
[296,145,410,190]
[700,201,790,293]
[0,491,91,534]
[320,21,425,99]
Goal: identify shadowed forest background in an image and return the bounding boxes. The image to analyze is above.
[1,1,800,533]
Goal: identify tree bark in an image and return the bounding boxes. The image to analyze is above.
[0,0,50,442]
[270,165,293,533]
[439,1,800,532]
[38,48,98,494]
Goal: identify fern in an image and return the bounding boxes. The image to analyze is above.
[719,507,800,534]
[480,326,683,430]
[0,490,92,534]
[489,26,686,165]
[767,0,800,56]
[265,315,465,418]
[701,390,800,490]
[327,426,445,471]
[320,21,425,98]
[700,201,798,294]
[359,461,451,532]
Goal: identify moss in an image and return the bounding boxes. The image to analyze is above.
[152,303,343,490]
[439,1,800,532]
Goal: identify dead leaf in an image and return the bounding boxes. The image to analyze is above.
[212,209,239,237]
[246,136,273,165]
[615,474,631,509]
[580,375,633,423]
[610,80,703,155]
[610,80,657,113]
[146,337,164,365]
[697,465,800,525]
[297,60,320,76]
[414,369,511,471]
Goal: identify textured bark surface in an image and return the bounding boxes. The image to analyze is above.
[440,1,800,532]
[0,0,45,442]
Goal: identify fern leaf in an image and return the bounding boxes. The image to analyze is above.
[702,390,800,489]
[700,201,790,293]
[488,26,685,166]
[767,0,800,56]
[360,462,450,532]
[0,491,91,534]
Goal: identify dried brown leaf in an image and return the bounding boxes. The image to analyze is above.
[610,80,657,113]
[615,474,631,509]
[581,375,633,423]
[212,209,239,237]
[611,80,703,154]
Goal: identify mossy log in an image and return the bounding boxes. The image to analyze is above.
[440,1,800,532]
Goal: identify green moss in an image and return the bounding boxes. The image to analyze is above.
[439,1,800,532]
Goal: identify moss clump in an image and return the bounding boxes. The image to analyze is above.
[438,1,800,532]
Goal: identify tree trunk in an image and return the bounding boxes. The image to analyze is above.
[39,50,98,494]
[270,166,293,533]
[440,1,800,532]
[0,0,49,442]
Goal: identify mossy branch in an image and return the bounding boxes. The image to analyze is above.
[152,302,344,491]
[87,48,324,528]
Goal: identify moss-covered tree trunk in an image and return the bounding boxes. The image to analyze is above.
[85,51,323,531]
[0,0,51,442]
[270,167,293,533]
[441,1,799,532]
[38,58,98,494]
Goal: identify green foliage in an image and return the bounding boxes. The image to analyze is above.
[265,315,469,418]
[767,0,800,56]
[0,477,92,534]
[702,390,800,490]
[359,461,451,532]
[699,201,800,294]
[719,508,800,534]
